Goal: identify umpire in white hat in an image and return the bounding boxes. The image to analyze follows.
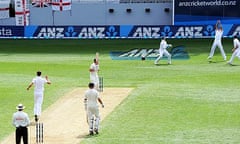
[12,103,30,144]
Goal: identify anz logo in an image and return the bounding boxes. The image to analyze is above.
[131,26,203,38]
[78,27,105,38]
[37,27,65,38]
[203,25,215,36]
[36,26,106,38]
[106,26,118,37]
[161,26,173,37]
[65,26,77,37]
[110,46,189,60]
[132,27,161,38]
[174,26,203,38]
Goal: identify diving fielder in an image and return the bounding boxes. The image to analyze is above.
[27,71,51,122]
[84,83,104,135]
[227,35,240,65]
[207,20,227,61]
[89,53,100,90]
[154,37,172,65]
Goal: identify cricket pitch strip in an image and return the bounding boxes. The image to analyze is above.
[1,88,133,144]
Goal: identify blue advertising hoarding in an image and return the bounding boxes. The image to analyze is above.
[1,25,240,39]
[24,25,238,39]
[0,26,24,37]
[174,0,240,25]
[25,26,120,38]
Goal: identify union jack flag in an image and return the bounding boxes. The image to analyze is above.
[32,0,51,8]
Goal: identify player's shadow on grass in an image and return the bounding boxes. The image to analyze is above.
[155,64,171,66]
[208,60,240,66]
[77,133,100,139]
[227,64,239,66]
[208,60,225,63]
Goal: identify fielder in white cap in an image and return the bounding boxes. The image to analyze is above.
[12,103,30,144]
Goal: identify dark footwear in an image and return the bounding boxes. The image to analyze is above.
[89,131,94,136]
[94,128,99,134]
[35,115,38,122]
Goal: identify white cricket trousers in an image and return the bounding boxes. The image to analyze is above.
[155,49,171,64]
[209,40,226,60]
[228,48,240,63]
[87,106,100,131]
[34,92,44,116]
[90,76,99,90]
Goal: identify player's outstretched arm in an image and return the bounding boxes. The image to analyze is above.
[27,82,33,90]
[45,75,51,84]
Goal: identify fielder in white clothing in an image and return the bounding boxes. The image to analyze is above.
[154,37,172,65]
[227,36,240,65]
[27,71,51,122]
[89,58,100,90]
[84,83,104,135]
[208,20,227,61]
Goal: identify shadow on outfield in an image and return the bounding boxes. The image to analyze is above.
[208,60,240,66]
[227,64,239,66]
[208,60,226,63]
[154,63,171,66]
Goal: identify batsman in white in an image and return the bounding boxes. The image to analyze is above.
[84,82,104,135]
[89,53,100,90]
[154,37,172,65]
[207,20,227,61]
[12,103,30,144]
[27,71,51,122]
[227,35,240,65]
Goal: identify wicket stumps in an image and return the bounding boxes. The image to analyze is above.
[36,122,43,144]
[99,77,103,92]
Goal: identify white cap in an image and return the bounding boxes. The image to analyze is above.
[16,103,25,110]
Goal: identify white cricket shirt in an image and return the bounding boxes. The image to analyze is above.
[215,29,223,41]
[90,63,99,78]
[84,89,99,107]
[12,111,30,127]
[32,76,48,93]
[233,38,240,49]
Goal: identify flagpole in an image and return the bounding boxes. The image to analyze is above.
[52,10,55,25]
[69,0,72,16]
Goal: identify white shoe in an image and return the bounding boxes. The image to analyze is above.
[207,56,212,59]
[227,61,233,65]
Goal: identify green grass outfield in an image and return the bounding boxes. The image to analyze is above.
[0,38,240,144]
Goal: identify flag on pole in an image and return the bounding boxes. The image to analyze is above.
[52,0,71,11]
[15,0,30,26]
[32,0,51,8]
[0,1,10,19]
